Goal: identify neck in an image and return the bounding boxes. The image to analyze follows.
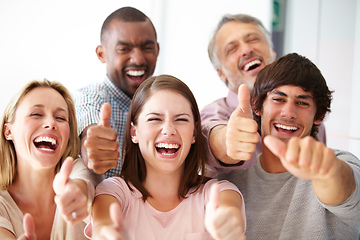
[144,169,183,212]
[260,141,287,173]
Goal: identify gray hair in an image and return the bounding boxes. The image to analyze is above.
[208,14,274,69]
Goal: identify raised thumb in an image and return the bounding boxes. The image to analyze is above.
[98,102,112,128]
[23,213,37,240]
[53,157,74,195]
[236,84,253,119]
[263,135,287,160]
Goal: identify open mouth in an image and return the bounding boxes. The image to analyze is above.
[34,136,58,152]
[243,59,262,72]
[126,70,145,80]
[274,123,299,133]
[155,142,180,156]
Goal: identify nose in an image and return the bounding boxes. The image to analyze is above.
[240,42,254,58]
[161,120,176,136]
[129,48,146,66]
[280,102,297,119]
[43,118,56,130]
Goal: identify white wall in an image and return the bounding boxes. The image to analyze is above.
[0,0,271,114]
[2,0,358,157]
[284,0,360,158]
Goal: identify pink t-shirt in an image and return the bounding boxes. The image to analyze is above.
[88,178,243,240]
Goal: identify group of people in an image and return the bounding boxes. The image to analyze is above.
[0,6,359,240]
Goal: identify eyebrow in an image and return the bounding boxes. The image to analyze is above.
[269,90,313,99]
[145,112,191,118]
[117,40,156,47]
[31,104,68,113]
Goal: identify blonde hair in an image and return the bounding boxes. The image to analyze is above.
[0,79,79,190]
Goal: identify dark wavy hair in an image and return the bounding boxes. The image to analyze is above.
[252,53,333,138]
[121,74,208,201]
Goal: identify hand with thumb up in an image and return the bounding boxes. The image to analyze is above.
[82,103,119,174]
[225,84,259,162]
[205,183,246,240]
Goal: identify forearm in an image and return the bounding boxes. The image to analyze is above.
[209,125,238,164]
[313,159,356,205]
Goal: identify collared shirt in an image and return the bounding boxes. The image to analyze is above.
[201,89,326,176]
[74,76,132,178]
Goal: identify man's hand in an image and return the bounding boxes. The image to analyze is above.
[205,184,246,240]
[83,103,119,174]
[264,135,356,205]
[225,84,259,161]
[53,157,88,225]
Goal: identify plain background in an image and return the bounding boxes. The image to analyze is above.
[0,0,359,157]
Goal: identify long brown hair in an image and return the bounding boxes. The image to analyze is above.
[121,75,208,201]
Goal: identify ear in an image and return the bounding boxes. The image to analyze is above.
[156,42,160,57]
[216,69,228,85]
[254,107,262,116]
[3,123,13,140]
[130,122,138,144]
[313,118,323,125]
[95,45,106,63]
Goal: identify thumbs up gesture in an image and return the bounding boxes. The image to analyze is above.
[93,203,129,240]
[205,183,246,240]
[264,135,339,181]
[18,213,37,240]
[226,84,259,161]
[83,102,119,174]
[53,157,88,225]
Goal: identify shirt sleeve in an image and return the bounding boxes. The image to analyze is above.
[74,84,104,136]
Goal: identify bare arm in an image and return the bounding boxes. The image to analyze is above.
[265,136,356,205]
[92,195,127,240]
[205,184,246,240]
[209,84,259,165]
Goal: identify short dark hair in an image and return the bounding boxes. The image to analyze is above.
[251,53,333,138]
[100,6,157,43]
[121,75,208,201]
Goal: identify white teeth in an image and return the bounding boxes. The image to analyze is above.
[127,70,145,76]
[38,147,55,152]
[275,124,298,131]
[155,143,179,149]
[34,136,56,145]
[243,59,261,71]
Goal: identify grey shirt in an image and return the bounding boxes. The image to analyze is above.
[218,150,360,240]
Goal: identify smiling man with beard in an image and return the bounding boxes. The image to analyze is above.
[201,14,326,176]
[75,7,160,178]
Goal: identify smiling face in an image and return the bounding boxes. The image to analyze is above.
[257,85,322,142]
[4,87,70,170]
[130,89,195,175]
[215,21,275,92]
[98,19,159,98]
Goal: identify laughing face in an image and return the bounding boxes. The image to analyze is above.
[257,85,322,142]
[4,87,70,170]
[98,19,159,98]
[130,89,196,175]
[215,21,276,92]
